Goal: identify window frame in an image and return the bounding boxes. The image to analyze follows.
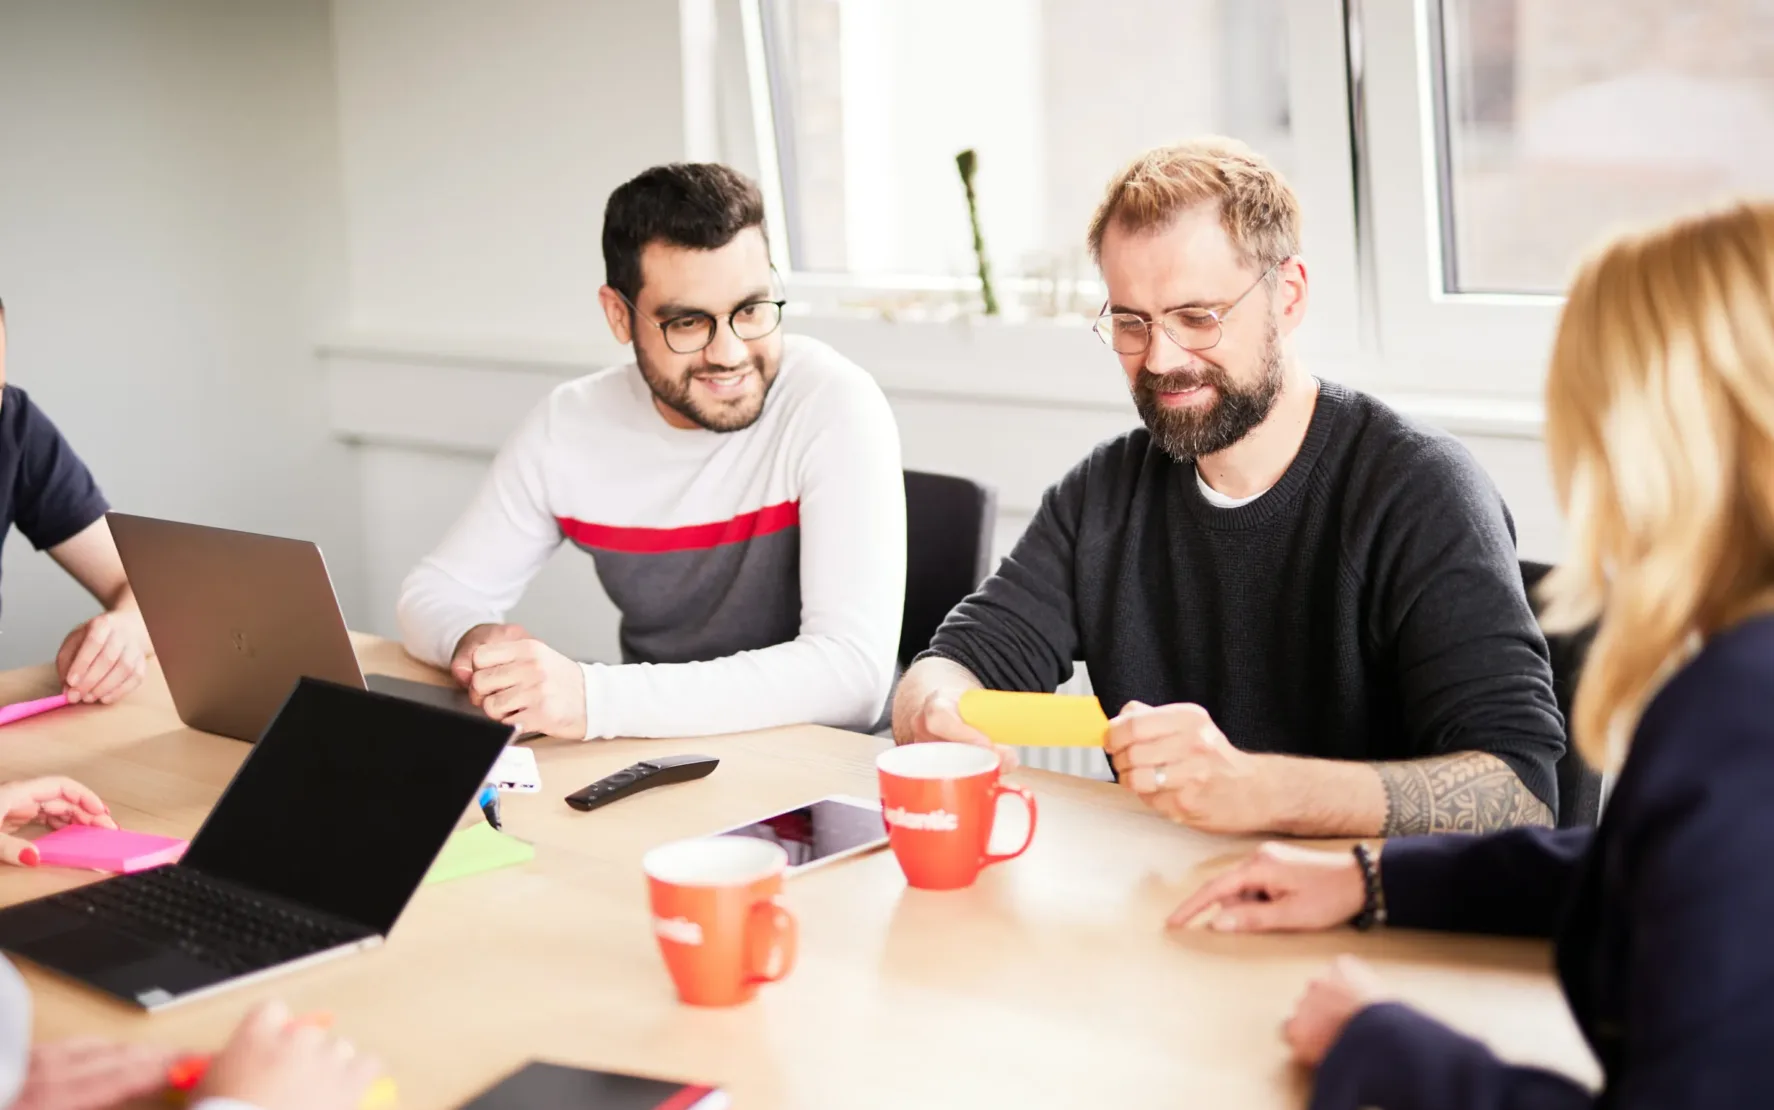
[1352,0,1561,399]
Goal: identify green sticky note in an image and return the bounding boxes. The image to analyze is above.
[424,823,535,885]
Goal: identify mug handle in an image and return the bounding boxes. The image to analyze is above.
[980,783,1037,867]
[745,898,798,984]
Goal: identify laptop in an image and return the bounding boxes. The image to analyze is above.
[0,677,513,1010]
[108,511,478,742]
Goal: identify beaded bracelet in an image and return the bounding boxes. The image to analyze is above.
[1350,842,1387,931]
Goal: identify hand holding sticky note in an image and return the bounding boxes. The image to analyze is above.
[167,1012,336,1092]
[958,690,1109,748]
[167,1012,399,1109]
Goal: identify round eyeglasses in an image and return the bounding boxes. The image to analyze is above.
[615,290,787,355]
[1093,262,1281,355]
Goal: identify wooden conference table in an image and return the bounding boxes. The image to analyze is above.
[0,636,1599,1108]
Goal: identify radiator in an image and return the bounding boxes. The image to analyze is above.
[1017,743,1112,779]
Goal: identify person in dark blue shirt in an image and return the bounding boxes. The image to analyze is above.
[1166,200,1774,1109]
[0,298,152,707]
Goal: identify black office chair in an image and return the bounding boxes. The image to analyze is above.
[1520,559,1605,827]
[899,470,999,670]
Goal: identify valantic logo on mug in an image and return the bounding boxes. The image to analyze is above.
[643,836,797,1007]
[882,805,960,831]
[876,741,1037,891]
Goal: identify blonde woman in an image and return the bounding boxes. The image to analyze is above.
[1168,200,1774,1108]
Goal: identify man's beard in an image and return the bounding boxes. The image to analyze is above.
[637,348,779,432]
[1132,319,1284,461]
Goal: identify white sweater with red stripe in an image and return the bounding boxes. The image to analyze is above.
[397,335,906,739]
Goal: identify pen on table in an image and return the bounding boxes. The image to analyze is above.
[479,783,502,830]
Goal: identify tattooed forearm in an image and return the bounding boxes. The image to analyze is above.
[1374,752,1553,835]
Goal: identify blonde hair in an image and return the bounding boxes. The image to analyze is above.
[1540,200,1774,770]
[1086,136,1300,269]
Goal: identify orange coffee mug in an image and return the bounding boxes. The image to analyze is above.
[876,742,1037,890]
[643,836,797,1007]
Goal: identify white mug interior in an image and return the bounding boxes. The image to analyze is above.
[876,741,999,780]
[644,835,788,886]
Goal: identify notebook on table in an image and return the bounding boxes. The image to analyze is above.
[458,1061,727,1110]
[0,678,513,1010]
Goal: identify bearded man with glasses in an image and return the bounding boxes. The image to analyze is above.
[893,138,1565,838]
[399,163,905,741]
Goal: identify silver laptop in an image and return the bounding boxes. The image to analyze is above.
[108,512,477,742]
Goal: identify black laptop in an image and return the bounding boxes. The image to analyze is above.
[0,678,513,1010]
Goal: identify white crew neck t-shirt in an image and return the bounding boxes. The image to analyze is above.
[1195,467,1271,509]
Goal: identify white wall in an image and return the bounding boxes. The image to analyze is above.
[331,0,688,349]
[0,0,359,668]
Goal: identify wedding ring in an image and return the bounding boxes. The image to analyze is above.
[1153,764,1168,789]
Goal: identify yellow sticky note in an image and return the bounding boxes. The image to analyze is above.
[959,690,1109,748]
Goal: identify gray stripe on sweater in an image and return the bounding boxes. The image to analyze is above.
[573,525,802,665]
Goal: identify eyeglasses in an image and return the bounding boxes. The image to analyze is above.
[1093,262,1281,355]
[614,290,788,355]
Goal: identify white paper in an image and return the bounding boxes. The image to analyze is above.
[489,745,541,793]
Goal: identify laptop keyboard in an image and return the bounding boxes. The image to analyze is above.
[48,866,367,975]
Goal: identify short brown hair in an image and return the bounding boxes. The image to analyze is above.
[602,163,767,302]
[1087,137,1301,270]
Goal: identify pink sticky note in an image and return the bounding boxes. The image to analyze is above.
[0,694,69,727]
[32,826,188,873]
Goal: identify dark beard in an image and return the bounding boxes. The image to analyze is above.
[636,348,779,433]
[1132,324,1283,461]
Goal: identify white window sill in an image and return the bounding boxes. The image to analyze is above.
[318,315,1545,452]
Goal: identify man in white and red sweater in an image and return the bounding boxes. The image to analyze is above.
[398,164,905,740]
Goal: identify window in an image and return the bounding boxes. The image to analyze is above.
[759,0,1294,295]
[1349,0,1774,397]
[727,0,1774,399]
[1434,0,1774,295]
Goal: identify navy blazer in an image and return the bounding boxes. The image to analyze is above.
[1313,613,1774,1109]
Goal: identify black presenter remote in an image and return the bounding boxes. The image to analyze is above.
[564,754,719,812]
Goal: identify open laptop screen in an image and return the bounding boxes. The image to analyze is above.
[181,678,513,935]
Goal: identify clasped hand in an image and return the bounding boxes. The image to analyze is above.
[1103,701,1269,833]
[451,624,588,739]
